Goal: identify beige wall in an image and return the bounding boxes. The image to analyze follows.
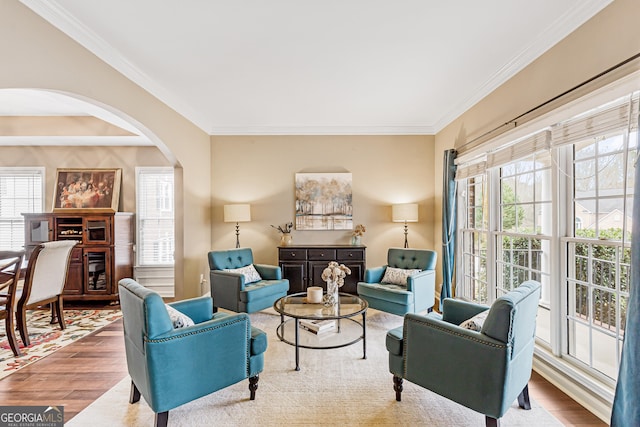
[0,145,169,212]
[211,135,436,269]
[1,0,212,298]
[434,0,640,295]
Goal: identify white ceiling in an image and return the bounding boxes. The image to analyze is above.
[16,0,613,136]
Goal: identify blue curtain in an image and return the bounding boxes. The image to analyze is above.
[441,149,457,305]
[611,132,640,425]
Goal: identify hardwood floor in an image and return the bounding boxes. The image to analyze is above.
[0,318,127,422]
[0,317,607,426]
[529,371,607,427]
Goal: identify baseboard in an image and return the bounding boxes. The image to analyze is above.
[533,349,613,423]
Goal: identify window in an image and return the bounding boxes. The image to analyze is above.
[564,121,636,380]
[455,89,638,385]
[0,168,44,250]
[136,167,174,266]
[497,151,552,344]
[457,172,489,304]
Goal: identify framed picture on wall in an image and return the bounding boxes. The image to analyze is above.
[52,168,122,211]
[295,172,353,230]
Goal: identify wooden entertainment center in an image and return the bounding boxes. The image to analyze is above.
[23,212,133,302]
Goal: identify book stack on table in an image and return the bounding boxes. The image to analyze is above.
[300,319,336,334]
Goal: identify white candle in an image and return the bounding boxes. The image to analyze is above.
[307,286,323,303]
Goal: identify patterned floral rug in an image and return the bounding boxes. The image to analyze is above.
[0,308,122,380]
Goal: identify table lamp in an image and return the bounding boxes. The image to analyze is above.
[224,204,251,248]
[392,203,418,248]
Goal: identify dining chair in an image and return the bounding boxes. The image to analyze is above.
[0,250,26,356]
[16,240,77,346]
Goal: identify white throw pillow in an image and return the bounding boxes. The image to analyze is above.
[459,310,489,331]
[224,264,262,284]
[381,267,422,286]
[165,304,195,328]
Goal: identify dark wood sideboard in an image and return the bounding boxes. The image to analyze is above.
[278,245,366,294]
[23,212,133,302]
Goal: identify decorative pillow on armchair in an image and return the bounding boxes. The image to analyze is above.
[165,304,195,328]
[459,310,489,331]
[381,267,422,286]
[224,264,262,284]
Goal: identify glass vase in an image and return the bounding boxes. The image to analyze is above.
[323,280,339,307]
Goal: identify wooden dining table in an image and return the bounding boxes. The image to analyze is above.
[0,253,28,286]
[0,250,27,357]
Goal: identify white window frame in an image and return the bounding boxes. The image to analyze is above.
[0,167,45,250]
[457,174,490,304]
[135,167,175,267]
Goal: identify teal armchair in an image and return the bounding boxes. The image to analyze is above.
[386,280,541,427]
[208,248,289,313]
[119,279,267,427]
[357,248,437,315]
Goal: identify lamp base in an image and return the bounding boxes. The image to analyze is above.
[403,222,409,248]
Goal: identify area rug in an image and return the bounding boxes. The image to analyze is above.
[0,308,122,379]
[68,309,562,426]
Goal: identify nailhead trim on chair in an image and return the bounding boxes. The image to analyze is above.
[405,318,508,348]
[145,316,247,343]
[146,317,259,379]
[401,319,509,378]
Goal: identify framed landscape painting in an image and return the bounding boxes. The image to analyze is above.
[295,172,353,230]
[53,168,122,211]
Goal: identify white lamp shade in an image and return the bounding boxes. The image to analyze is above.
[224,204,251,222]
[392,203,418,223]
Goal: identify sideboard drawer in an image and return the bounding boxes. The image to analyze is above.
[308,248,336,260]
[337,248,364,261]
[278,248,307,261]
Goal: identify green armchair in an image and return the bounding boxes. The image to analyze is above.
[208,248,289,313]
[119,278,267,427]
[357,248,437,315]
[386,280,541,426]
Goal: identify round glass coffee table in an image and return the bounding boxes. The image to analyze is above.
[273,292,368,371]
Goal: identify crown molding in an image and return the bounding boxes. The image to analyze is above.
[209,125,436,136]
[0,136,153,146]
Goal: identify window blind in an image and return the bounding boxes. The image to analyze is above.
[486,130,551,169]
[455,159,487,181]
[136,167,175,266]
[552,93,639,147]
[0,168,44,250]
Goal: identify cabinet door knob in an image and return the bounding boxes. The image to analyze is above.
[349,253,353,257]
[320,253,324,257]
[291,253,295,257]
